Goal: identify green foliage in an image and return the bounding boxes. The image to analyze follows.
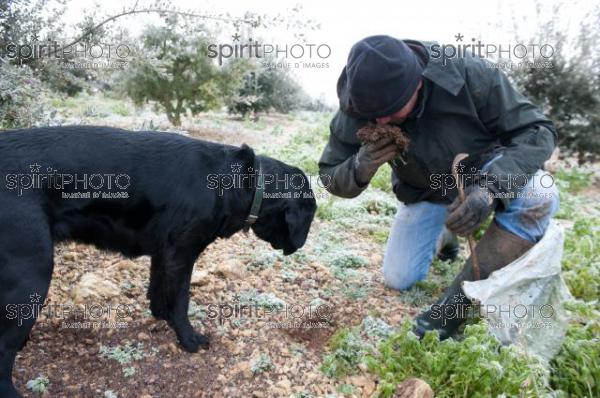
[26,375,50,394]
[250,353,274,374]
[321,328,371,378]
[0,63,50,128]
[120,23,222,126]
[561,217,600,302]
[367,322,549,398]
[362,316,393,340]
[330,254,368,270]
[239,289,286,310]
[508,5,600,155]
[248,252,283,269]
[555,167,593,194]
[370,164,393,193]
[550,302,600,397]
[110,101,133,117]
[224,57,305,118]
[99,342,147,365]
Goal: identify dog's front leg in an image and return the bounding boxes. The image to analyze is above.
[148,255,168,320]
[162,253,209,353]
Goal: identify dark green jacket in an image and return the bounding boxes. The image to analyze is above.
[318,40,557,207]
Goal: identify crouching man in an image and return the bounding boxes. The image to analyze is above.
[318,35,559,339]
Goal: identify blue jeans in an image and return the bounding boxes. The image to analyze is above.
[382,169,560,291]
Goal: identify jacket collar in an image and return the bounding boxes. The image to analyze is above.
[404,40,466,120]
[422,54,465,96]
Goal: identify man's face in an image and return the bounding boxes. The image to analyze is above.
[375,80,423,125]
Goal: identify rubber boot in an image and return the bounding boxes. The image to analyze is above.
[413,221,534,340]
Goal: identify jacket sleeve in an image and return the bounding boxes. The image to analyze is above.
[318,111,369,198]
[466,58,558,207]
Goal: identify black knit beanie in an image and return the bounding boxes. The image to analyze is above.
[338,35,424,119]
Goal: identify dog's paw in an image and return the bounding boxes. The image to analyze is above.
[178,331,210,353]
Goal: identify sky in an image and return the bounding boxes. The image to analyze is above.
[60,0,596,106]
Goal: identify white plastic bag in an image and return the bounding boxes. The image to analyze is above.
[462,220,572,364]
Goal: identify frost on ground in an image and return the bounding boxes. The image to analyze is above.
[11,101,599,397]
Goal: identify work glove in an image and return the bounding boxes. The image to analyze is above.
[354,138,399,186]
[446,185,496,236]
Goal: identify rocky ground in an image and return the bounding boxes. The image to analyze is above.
[16,105,597,398]
[13,109,424,398]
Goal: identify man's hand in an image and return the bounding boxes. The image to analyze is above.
[446,185,496,236]
[354,138,399,186]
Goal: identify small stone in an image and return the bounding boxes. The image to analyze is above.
[71,273,120,303]
[115,259,137,269]
[215,259,245,279]
[393,378,434,398]
[275,378,292,395]
[370,253,383,266]
[191,269,211,286]
[137,332,150,341]
[62,252,79,261]
[168,343,179,354]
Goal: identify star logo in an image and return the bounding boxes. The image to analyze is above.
[30,163,41,173]
[30,33,40,42]
[232,294,241,303]
[30,293,42,303]
[456,163,465,173]
[231,162,242,173]
[455,33,464,42]
[453,292,466,302]
[232,32,241,42]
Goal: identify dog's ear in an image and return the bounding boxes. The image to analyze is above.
[231,143,255,168]
[283,200,315,254]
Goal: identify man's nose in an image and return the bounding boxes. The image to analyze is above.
[376,116,391,125]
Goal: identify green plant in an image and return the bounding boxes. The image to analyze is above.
[123,366,136,377]
[555,167,594,194]
[370,165,393,193]
[104,390,118,398]
[0,63,49,128]
[248,252,283,269]
[250,353,274,374]
[99,342,147,365]
[110,101,133,117]
[362,316,393,340]
[26,375,50,394]
[550,301,600,397]
[239,290,286,310]
[561,217,600,301]
[330,254,368,269]
[508,4,600,155]
[367,322,549,397]
[281,268,298,282]
[121,23,223,126]
[224,56,306,118]
[336,384,355,395]
[321,328,371,378]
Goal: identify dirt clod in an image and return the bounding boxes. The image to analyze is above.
[356,123,410,150]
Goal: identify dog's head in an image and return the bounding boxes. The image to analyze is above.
[250,156,317,255]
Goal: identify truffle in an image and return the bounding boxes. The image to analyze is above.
[356,123,410,150]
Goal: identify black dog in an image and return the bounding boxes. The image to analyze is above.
[0,126,317,397]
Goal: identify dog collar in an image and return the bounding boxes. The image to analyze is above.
[243,160,264,232]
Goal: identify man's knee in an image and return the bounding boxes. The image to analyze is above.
[496,170,559,242]
[382,256,429,291]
